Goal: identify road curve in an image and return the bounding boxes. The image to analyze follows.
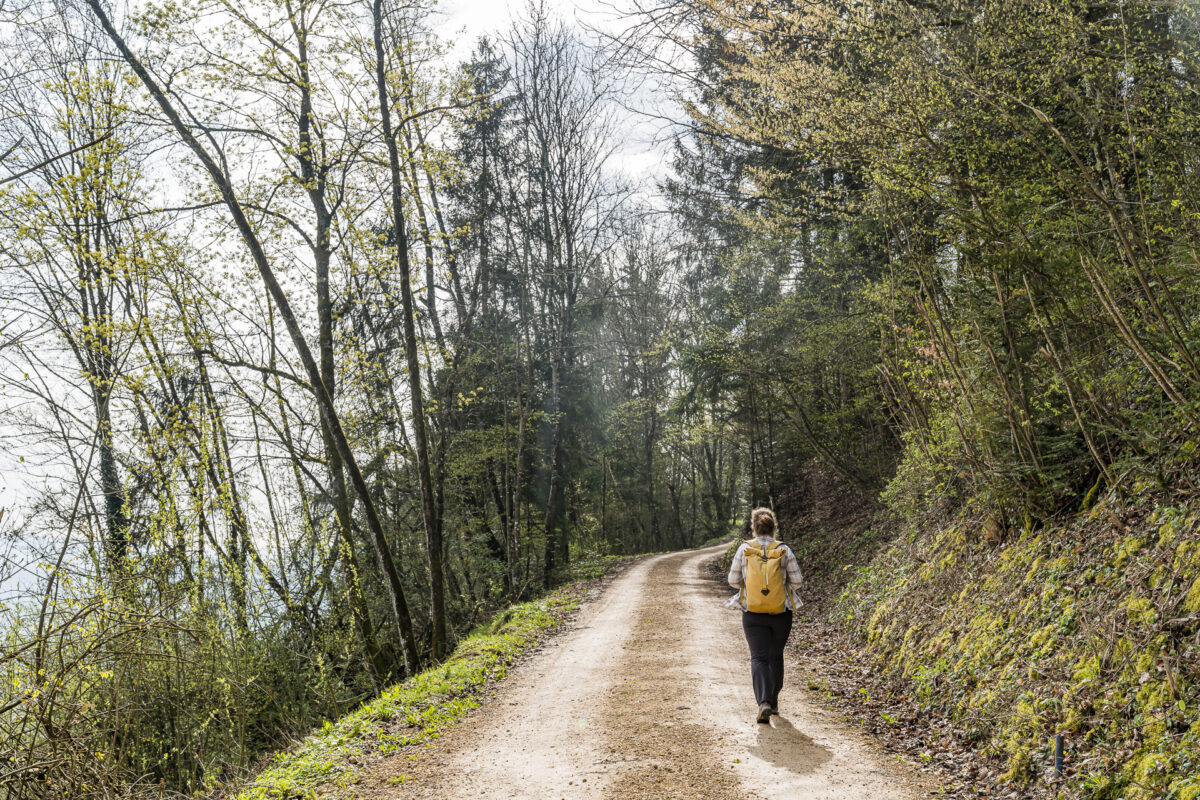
[365,546,931,799]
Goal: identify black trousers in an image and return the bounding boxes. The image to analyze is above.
[741,609,793,707]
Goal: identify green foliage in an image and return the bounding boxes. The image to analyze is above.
[234,588,583,800]
[676,0,1200,522]
[0,564,369,796]
[566,554,628,581]
[879,411,966,521]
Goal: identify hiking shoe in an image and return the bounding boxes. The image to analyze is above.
[769,704,778,716]
[756,702,772,724]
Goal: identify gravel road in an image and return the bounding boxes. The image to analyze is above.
[366,545,932,799]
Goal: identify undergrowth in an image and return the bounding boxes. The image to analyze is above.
[566,554,629,581]
[836,490,1200,799]
[233,563,621,800]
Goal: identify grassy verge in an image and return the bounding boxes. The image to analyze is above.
[833,492,1200,799]
[234,558,632,800]
[565,553,630,581]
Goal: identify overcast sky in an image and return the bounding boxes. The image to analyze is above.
[438,0,616,61]
[434,0,680,202]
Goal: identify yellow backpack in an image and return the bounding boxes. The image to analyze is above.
[741,539,790,614]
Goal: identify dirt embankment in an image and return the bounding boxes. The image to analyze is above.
[797,496,1200,800]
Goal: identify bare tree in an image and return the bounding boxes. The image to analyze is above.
[505,5,622,583]
[83,0,421,675]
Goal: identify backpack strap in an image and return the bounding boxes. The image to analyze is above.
[768,540,797,609]
[738,542,748,609]
[775,543,802,610]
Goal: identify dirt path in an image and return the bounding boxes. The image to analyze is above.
[368,546,933,799]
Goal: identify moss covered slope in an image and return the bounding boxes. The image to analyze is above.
[836,494,1200,799]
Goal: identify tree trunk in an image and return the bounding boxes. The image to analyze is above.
[543,350,566,586]
[371,0,446,662]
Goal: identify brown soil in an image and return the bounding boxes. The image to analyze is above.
[358,547,935,799]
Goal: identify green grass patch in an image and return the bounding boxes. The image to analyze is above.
[234,586,588,799]
[567,553,629,581]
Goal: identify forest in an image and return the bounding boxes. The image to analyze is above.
[2,0,1199,798]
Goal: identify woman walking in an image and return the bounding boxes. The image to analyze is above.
[727,507,803,723]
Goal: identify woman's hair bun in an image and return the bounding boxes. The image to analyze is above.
[751,507,776,538]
